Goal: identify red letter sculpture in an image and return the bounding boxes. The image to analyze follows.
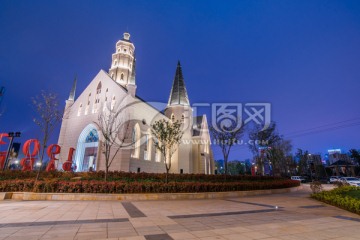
[62,148,75,171]
[20,139,40,171]
[46,144,61,171]
[0,133,9,169]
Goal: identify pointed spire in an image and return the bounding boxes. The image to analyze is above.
[129,57,136,85]
[167,61,190,106]
[68,76,77,101]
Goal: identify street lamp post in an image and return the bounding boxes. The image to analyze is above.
[3,132,21,171]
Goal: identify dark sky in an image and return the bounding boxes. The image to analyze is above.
[1,0,360,160]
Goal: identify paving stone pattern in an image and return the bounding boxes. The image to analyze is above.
[0,187,360,239]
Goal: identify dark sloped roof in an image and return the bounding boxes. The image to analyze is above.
[167,61,190,106]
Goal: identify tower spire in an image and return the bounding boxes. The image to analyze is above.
[68,76,77,101]
[167,61,190,106]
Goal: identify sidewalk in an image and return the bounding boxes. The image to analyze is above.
[0,187,359,240]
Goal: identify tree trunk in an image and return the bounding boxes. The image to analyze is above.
[34,141,46,185]
[105,166,108,182]
[165,169,169,183]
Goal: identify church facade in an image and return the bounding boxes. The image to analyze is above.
[57,33,214,174]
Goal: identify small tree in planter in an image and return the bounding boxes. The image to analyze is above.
[151,119,183,183]
[96,101,133,181]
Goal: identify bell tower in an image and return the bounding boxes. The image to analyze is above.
[109,32,136,91]
[165,61,193,174]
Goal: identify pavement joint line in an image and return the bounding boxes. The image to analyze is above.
[0,218,129,228]
[144,233,174,240]
[122,202,147,218]
[299,205,326,208]
[168,208,282,219]
[225,199,283,209]
[333,215,360,222]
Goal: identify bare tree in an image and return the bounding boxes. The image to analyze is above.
[151,119,183,183]
[266,139,292,177]
[296,148,310,176]
[96,102,133,181]
[248,122,281,175]
[32,91,63,179]
[210,122,244,176]
[349,149,360,165]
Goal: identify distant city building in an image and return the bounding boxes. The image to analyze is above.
[328,149,351,165]
[308,154,322,165]
[327,149,355,176]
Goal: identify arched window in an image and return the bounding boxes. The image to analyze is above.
[144,131,152,161]
[86,129,99,143]
[144,134,149,160]
[114,60,117,66]
[181,114,185,123]
[131,124,141,159]
[171,114,175,122]
[96,82,102,94]
[78,103,83,116]
[103,88,108,111]
[93,82,102,113]
[110,96,116,110]
[117,48,121,53]
[85,93,91,115]
[154,138,161,162]
[120,73,124,80]
[75,125,99,172]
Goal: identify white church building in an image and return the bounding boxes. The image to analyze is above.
[57,33,214,174]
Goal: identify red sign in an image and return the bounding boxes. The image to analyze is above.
[0,133,76,172]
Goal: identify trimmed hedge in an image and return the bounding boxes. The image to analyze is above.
[311,186,360,215]
[0,179,300,194]
[0,170,284,183]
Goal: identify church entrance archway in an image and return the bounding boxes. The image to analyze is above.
[75,124,99,172]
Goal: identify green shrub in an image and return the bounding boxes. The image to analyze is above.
[312,186,360,215]
[0,179,300,194]
[0,170,285,182]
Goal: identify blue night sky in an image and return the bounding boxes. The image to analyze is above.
[1,0,360,160]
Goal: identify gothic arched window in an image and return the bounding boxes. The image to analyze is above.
[120,73,124,80]
[85,93,91,115]
[86,130,99,143]
[96,82,102,94]
[93,82,102,113]
[78,103,82,116]
[131,123,141,159]
[111,96,116,110]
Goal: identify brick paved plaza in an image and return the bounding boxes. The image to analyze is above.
[0,187,359,240]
